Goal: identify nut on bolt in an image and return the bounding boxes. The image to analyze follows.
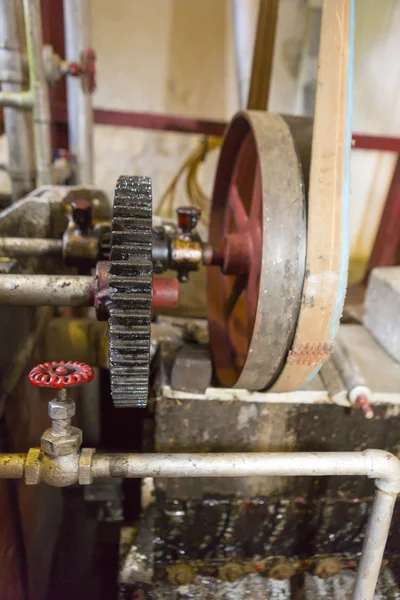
[41,427,82,457]
[48,398,75,420]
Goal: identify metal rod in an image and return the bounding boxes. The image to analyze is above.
[0,275,94,306]
[332,336,374,418]
[0,237,62,257]
[0,0,35,201]
[90,450,400,493]
[0,453,26,478]
[63,0,94,184]
[352,489,397,600]
[22,0,52,186]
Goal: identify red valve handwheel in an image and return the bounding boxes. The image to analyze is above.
[29,361,94,389]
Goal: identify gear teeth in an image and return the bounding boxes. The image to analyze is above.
[109,176,153,408]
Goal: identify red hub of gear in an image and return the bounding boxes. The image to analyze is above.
[29,361,94,389]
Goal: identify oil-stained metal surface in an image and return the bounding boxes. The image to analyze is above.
[151,574,291,599]
[152,496,400,564]
[109,176,153,408]
[0,184,110,241]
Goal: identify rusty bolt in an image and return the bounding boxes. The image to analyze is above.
[314,557,342,579]
[268,560,295,580]
[218,562,243,582]
[167,564,196,585]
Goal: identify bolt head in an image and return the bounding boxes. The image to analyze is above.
[41,427,82,457]
[48,398,75,420]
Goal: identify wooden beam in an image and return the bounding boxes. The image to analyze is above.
[272,0,354,392]
[246,0,279,110]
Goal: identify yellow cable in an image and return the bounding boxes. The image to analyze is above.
[155,136,222,223]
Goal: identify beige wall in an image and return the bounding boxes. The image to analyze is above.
[91,0,237,210]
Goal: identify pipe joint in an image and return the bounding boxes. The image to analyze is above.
[365,449,400,495]
[25,449,80,487]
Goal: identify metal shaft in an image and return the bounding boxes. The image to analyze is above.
[0,274,94,306]
[0,453,26,478]
[0,237,62,257]
[332,336,374,418]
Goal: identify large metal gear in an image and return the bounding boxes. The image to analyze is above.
[108,175,153,408]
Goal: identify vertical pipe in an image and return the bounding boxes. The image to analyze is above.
[0,0,35,201]
[63,0,94,184]
[22,0,52,186]
[352,490,397,600]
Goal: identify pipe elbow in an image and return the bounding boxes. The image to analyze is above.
[364,449,400,495]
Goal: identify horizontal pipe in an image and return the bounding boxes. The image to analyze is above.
[49,103,400,152]
[0,274,94,306]
[90,449,400,494]
[0,453,26,478]
[0,90,33,109]
[352,134,400,153]
[0,237,62,257]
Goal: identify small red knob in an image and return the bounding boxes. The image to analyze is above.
[29,361,94,389]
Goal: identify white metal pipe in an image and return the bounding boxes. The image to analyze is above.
[63,0,94,184]
[91,449,400,494]
[0,237,62,257]
[0,274,94,306]
[0,90,33,109]
[352,490,397,600]
[22,0,52,186]
[0,0,35,200]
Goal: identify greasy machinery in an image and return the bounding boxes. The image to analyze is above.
[1,1,400,600]
[0,112,312,405]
